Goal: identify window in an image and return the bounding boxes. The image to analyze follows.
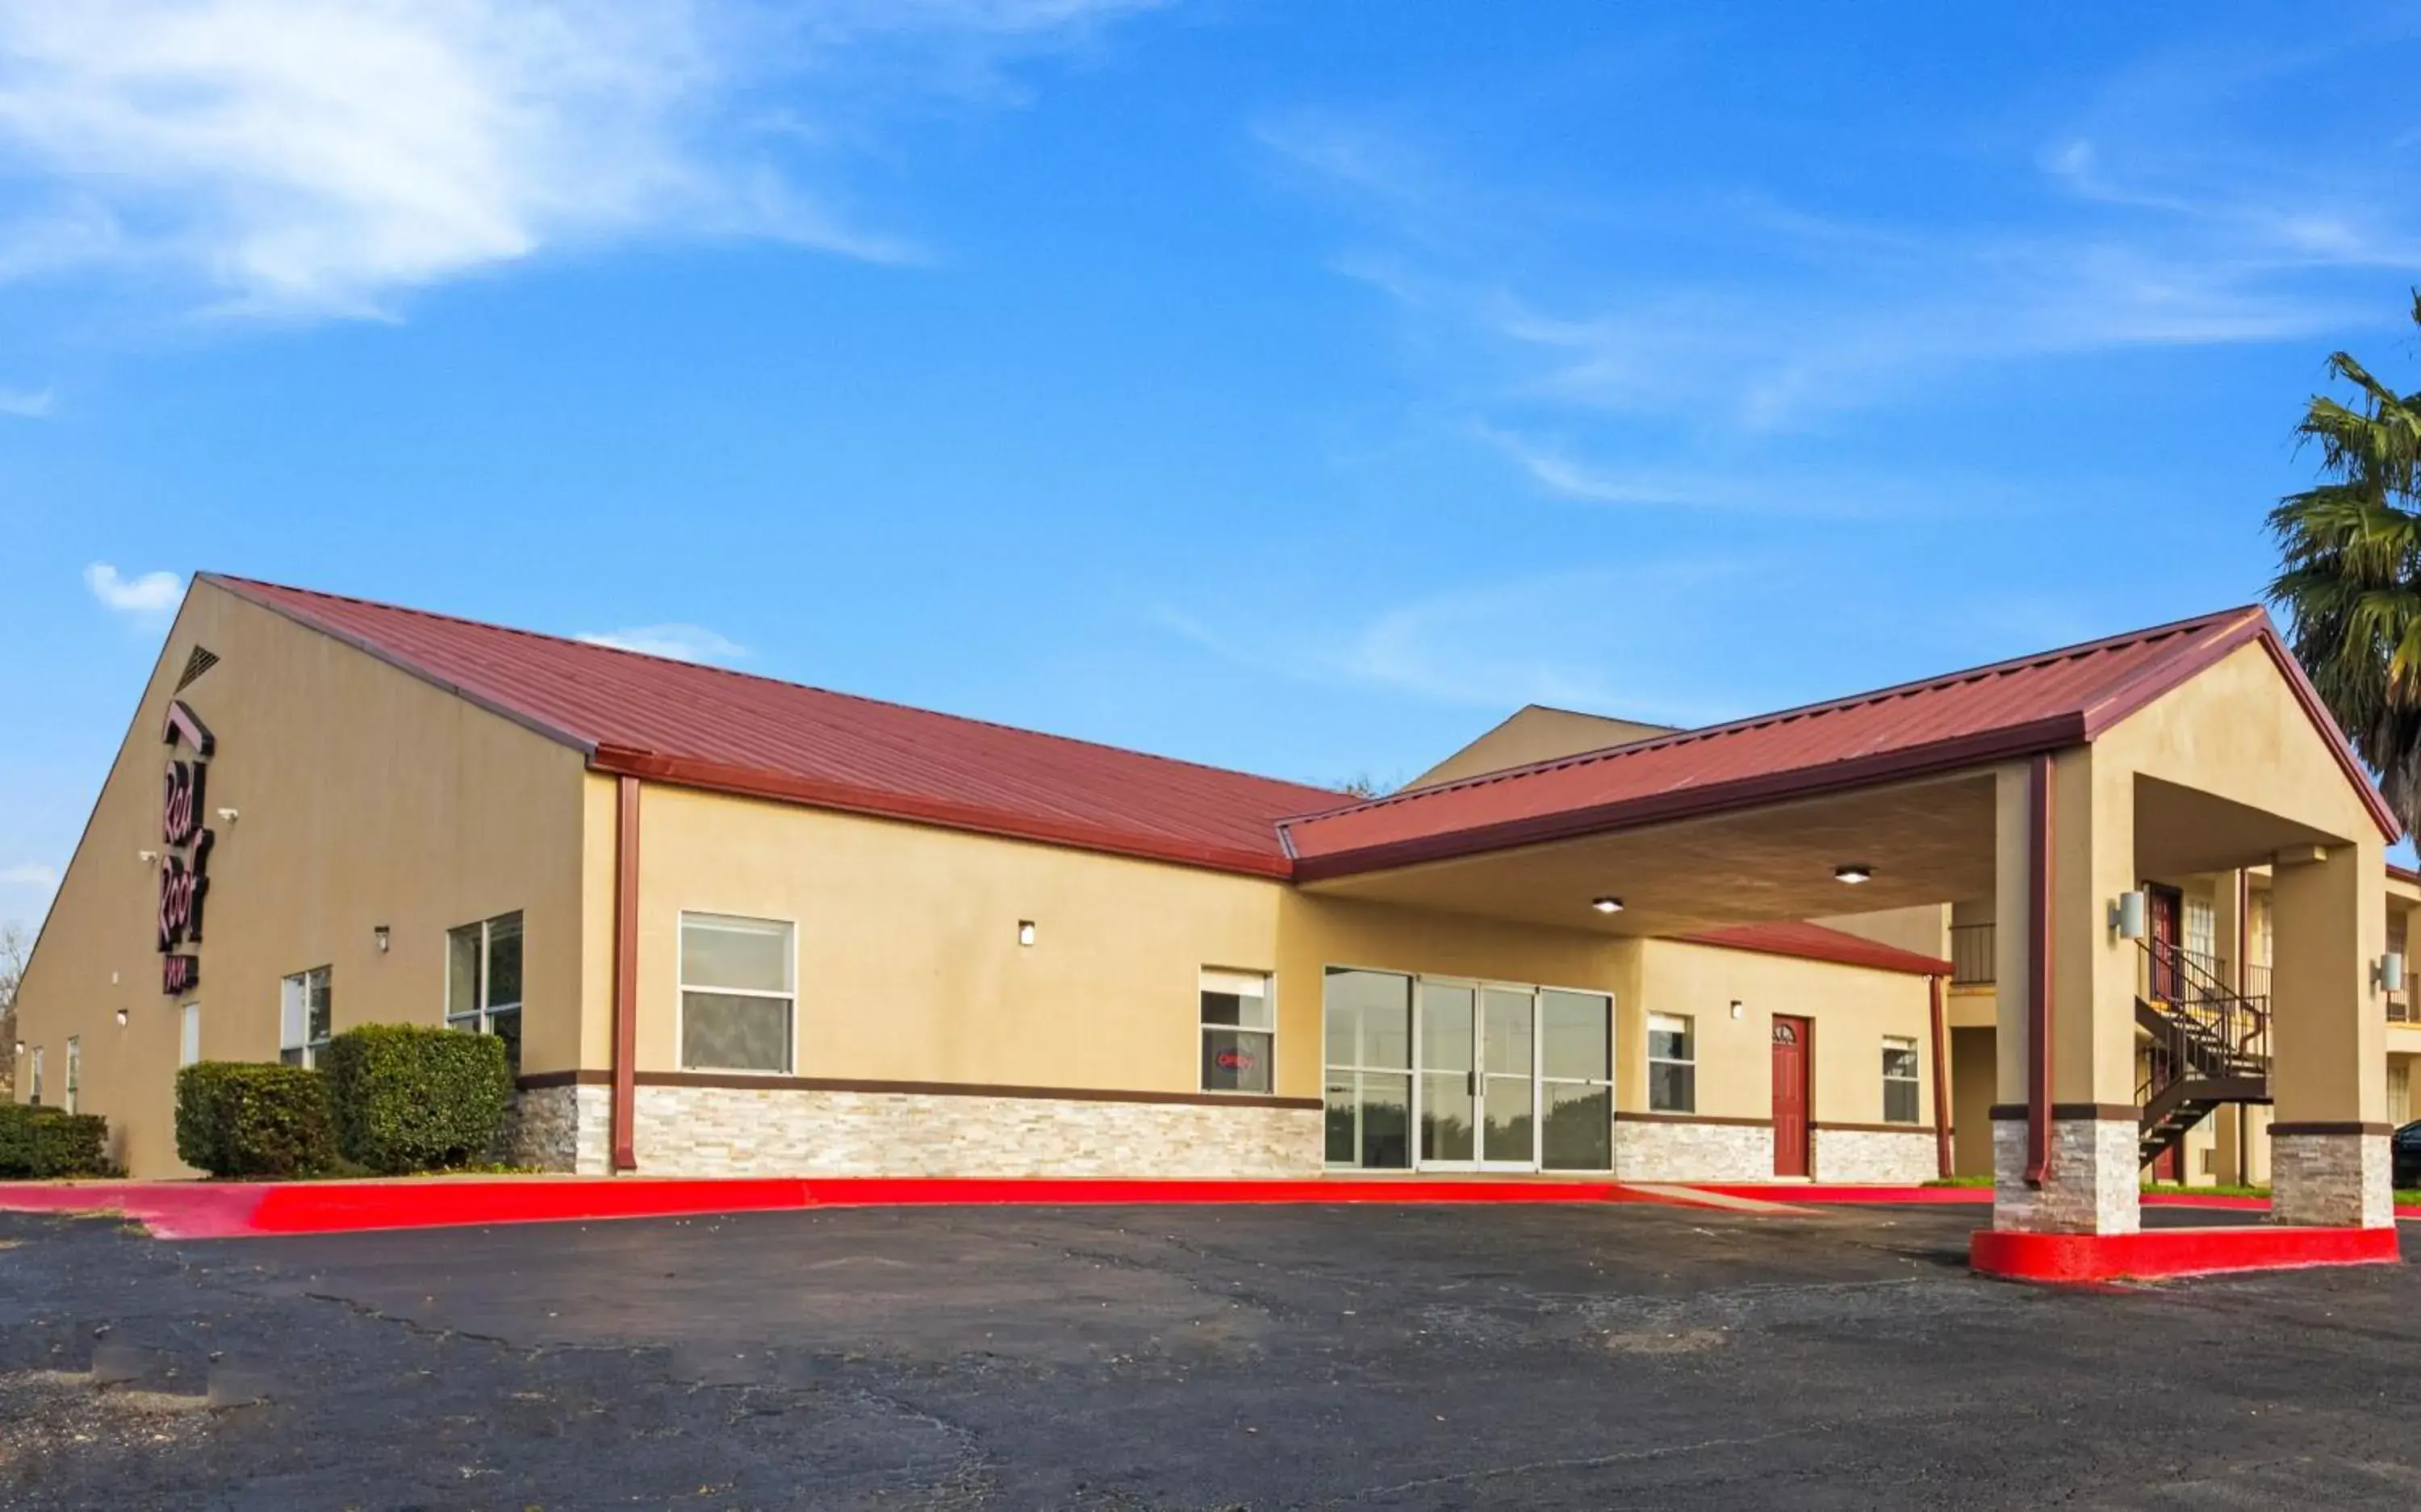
[2185,896,2217,968]
[1882,1035,1921,1124]
[1647,1013,1695,1113]
[1323,967,1411,1168]
[1540,989,1614,1171]
[280,967,332,1067]
[63,1038,79,1114]
[27,1047,40,1105]
[179,1005,203,1067]
[1199,968,1273,1094]
[448,911,525,1076]
[679,913,794,1073]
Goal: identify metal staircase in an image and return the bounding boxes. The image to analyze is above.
[2135,938,2269,1170]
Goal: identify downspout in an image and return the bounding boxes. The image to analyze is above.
[611,775,641,1172]
[2025,752,2054,1187]
[1927,972,1952,1180]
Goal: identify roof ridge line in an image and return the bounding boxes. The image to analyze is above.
[1279,604,2261,828]
[199,573,1346,800]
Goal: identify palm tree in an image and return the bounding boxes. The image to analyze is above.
[2268,292,2421,837]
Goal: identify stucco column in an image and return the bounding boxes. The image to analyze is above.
[1990,749,2143,1234]
[2268,840,2391,1228]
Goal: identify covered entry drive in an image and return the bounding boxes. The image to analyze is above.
[1323,968,1614,1173]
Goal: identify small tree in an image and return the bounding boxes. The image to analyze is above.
[0,922,26,1101]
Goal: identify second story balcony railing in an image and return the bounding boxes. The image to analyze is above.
[1950,923,1994,985]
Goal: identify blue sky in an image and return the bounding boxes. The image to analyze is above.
[8,1,2421,934]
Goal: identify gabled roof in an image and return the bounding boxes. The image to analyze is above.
[1282,605,2401,879]
[205,574,1344,877]
[1677,921,1952,978]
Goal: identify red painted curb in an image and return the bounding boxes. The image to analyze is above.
[1691,1184,1990,1205]
[1969,1223,2401,1283]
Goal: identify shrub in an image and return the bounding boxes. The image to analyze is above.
[322,1024,512,1175]
[174,1062,337,1178]
[0,1103,113,1178]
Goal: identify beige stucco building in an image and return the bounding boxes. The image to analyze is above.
[12,578,2406,1238]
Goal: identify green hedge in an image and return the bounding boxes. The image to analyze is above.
[174,1062,337,1178]
[322,1024,512,1175]
[0,1103,113,1178]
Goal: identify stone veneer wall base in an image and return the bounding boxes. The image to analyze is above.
[507,1084,612,1176]
[572,1084,1330,1180]
[1613,1121,1772,1183]
[1812,1128,1938,1184]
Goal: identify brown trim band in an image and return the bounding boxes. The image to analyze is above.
[1614,1111,1774,1129]
[1989,1102,2141,1122]
[1812,1121,1933,1135]
[2268,1121,2394,1138]
[518,1068,1320,1112]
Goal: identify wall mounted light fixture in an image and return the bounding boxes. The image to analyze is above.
[1729,1000,1745,1020]
[215,807,240,824]
[1017,920,1037,947]
[374,925,391,954]
[115,1009,128,1028]
[136,849,159,865]
[2376,951,2406,994]
[2109,891,2147,940]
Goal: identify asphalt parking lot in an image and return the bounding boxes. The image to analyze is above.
[4,1200,2420,1510]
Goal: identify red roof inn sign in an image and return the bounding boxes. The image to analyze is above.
[159,700,215,996]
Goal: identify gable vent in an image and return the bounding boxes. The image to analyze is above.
[174,645,220,692]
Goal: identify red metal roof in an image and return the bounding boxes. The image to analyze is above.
[1677,921,1952,978]
[1284,604,2400,877]
[206,575,1344,877]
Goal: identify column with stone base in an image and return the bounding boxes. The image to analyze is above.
[2268,840,2393,1230]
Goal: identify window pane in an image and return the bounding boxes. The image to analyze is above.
[1482,1073,1532,1163]
[1419,982,1474,1073]
[1884,1079,1919,1125]
[1482,988,1533,1078]
[1201,1028,1273,1093]
[1650,1061,1696,1113]
[487,913,524,1009]
[1882,1040,1919,1080]
[448,925,482,1017]
[280,974,307,1049]
[1323,967,1410,1070]
[1357,1071,1411,1169]
[307,969,332,1042]
[487,1007,524,1080]
[1541,991,1610,1080]
[681,914,792,993]
[1543,1083,1612,1170]
[1324,1077,1357,1164]
[1201,988,1271,1030]
[682,990,792,1072]
[1648,1013,1692,1063]
[1420,1071,1474,1162]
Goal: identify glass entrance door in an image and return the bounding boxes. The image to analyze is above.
[1478,988,1537,1167]
[1417,982,1478,1165]
[1416,981,1540,1170]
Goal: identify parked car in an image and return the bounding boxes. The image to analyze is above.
[2394,1120,2421,1189]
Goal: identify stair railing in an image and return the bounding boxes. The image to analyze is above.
[2136,937,2270,1084]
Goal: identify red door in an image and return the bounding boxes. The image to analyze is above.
[1771,1017,1812,1177]
[2145,883,2183,1001]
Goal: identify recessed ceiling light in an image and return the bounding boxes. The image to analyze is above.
[1591,896,1624,914]
[1834,864,1873,884]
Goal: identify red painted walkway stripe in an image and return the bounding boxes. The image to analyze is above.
[1970,1224,2401,1283]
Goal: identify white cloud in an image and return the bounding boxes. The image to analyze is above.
[0,0,1161,320]
[0,863,57,890]
[577,623,747,664]
[0,384,50,416]
[83,562,184,616]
